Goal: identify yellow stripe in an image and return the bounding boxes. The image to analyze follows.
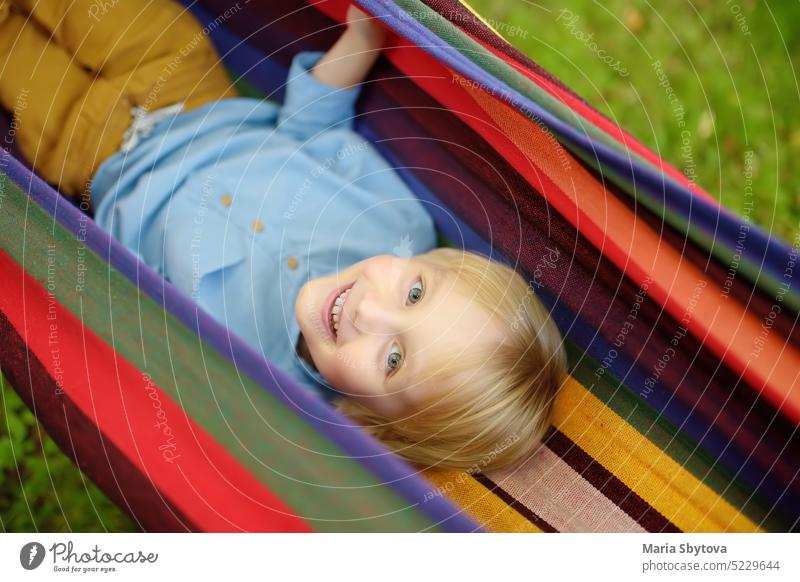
[421,468,542,532]
[458,0,505,40]
[553,377,761,532]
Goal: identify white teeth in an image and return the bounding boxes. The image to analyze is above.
[329,287,351,337]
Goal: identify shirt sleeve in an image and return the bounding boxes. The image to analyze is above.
[276,51,361,141]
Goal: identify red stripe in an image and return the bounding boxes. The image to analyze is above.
[342,0,715,201]
[0,249,313,532]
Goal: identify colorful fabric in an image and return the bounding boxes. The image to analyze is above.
[1,0,797,532]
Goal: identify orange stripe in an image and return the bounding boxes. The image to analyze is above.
[454,22,715,203]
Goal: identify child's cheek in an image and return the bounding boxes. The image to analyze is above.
[329,349,373,396]
[324,349,349,391]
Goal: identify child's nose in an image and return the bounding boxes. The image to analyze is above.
[353,293,401,335]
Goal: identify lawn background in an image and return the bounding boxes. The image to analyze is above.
[2,0,798,532]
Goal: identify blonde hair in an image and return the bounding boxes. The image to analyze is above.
[331,247,568,473]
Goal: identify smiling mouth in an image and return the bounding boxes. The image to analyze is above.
[330,285,353,339]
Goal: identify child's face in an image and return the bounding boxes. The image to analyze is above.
[295,254,506,418]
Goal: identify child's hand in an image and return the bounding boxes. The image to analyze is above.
[345,4,387,48]
[311,4,388,88]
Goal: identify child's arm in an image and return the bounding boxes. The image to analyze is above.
[311,5,387,89]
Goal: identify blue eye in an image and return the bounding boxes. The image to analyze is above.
[406,279,424,305]
[386,278,422,377]
[386,344,402,376]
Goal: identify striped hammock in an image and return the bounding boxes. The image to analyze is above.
[0,0,797,532]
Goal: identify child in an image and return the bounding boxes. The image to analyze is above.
[0,0,567,472]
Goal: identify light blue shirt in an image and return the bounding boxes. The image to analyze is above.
[91,51,437,400]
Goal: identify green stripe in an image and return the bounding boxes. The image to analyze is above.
[0,172,442,532]
[565,341,788,532]
[394,0,640,160]
[395,0,798,310]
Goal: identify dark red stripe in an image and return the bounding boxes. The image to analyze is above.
[544,428,681,532]
[472,473,559,532]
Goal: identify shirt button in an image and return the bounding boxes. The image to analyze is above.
[220,194,233,207]
[252,219,264,233]
[287,256,299,270]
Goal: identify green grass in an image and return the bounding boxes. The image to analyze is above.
[468,0,800,244]
[2,0,797,532]
[0,372,136,531]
